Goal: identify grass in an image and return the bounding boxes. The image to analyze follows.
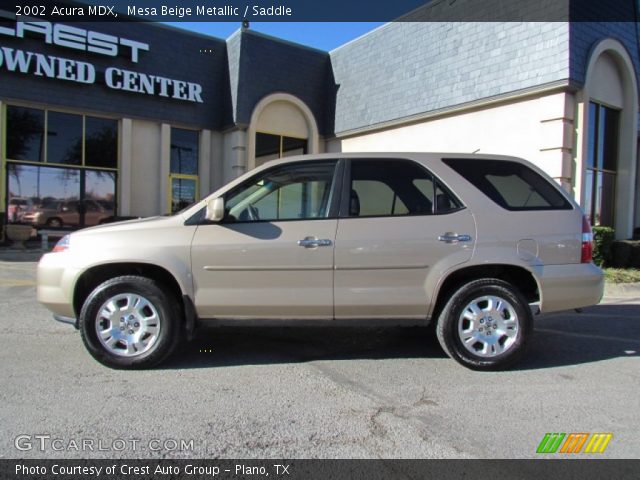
[603,268,640,284]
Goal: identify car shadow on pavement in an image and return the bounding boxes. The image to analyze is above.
[163,303,639,370]
[165,325,446,369]
[515,303,640,370]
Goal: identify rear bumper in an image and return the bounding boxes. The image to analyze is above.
[535,263,604,313]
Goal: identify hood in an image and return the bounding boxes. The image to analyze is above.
[71,215,180,237]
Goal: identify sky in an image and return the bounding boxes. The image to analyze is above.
[164,22,385,51]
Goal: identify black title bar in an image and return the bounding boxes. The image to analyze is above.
[0,0,638,22]
[3,459,640,480]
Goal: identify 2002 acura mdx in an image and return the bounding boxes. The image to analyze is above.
[37,153,604,370]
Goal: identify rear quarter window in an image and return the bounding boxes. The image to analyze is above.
[442,158,572,211]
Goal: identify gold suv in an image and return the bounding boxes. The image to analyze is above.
[37,153,604,370]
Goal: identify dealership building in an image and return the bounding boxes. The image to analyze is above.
[0,6,639,238]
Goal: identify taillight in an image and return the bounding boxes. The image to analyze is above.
[581,215,593,263]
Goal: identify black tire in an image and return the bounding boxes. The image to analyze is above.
[79,275,182,369]
[46,218,62,228]
[436,278,532,371]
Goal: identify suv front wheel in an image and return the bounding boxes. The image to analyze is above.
[436,278,532,370]
[79,276,182,369]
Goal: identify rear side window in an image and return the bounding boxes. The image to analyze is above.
[345,159,462,217]
[443,158,572,211]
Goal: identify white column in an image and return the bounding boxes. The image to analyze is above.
[231,129,247,179]
[118,118,133,216]
[198,129,211,199]
[160,123,171,214]
[538,92,575,195]
[223,128,247,183]
[209,131,224,192]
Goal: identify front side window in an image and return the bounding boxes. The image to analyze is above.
[345,159,461,217]
[225,161,337,222]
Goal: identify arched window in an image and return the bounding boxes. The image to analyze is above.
[248,94,319,170]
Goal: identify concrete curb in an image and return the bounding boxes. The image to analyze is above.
[604,282,640,299]
[0,249,45,262]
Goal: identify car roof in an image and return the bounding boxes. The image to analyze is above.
[258,152,529,169]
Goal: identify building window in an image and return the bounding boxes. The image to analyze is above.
[47,111,83,165]
[85,117,118,169]
[169,128,199,214]
[6,106,44,162]
[4,105,118,229]
[255,132,307,167]
[585,102,619,227]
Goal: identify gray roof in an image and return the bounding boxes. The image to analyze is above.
[329,22,571,135]
[225,30,333,134]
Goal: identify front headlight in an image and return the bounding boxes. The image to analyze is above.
[52,235,71,253]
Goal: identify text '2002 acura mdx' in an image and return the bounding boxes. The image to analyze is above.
[37,153,604,370]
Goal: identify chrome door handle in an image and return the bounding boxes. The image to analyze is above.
[297,237,333,248]
[438,233,472,244]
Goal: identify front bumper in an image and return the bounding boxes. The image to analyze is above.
[37,252,81,319]
[54,314,78,329]
[535,262,605,314]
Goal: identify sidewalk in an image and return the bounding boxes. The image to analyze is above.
[603,281,640,299]
[0,235,53,261]
[0,247,45,262]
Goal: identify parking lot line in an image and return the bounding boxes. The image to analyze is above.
[536,327,640,345]
[0,279,36,287]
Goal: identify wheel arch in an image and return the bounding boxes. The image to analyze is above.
[73,262,186,318]
[430,264,540,320]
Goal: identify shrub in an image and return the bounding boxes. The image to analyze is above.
[612,241,633,268]
[592,226,615,267]
[604,268,640,283]
[632,243,640,269]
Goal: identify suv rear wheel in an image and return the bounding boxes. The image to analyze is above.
[79,276,182,369]
[436,278,532,370]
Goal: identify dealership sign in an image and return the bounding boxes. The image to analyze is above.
[0,21,203,103]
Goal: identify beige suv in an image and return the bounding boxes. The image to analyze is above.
[37,153,604,370]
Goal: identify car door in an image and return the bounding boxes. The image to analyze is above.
[58,201,81,227]
[333,158,476,319]
[191,160,341,320]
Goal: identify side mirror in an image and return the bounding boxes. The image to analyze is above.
[205,197,225,222]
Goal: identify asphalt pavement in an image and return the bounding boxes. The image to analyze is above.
[0,256,638,459]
